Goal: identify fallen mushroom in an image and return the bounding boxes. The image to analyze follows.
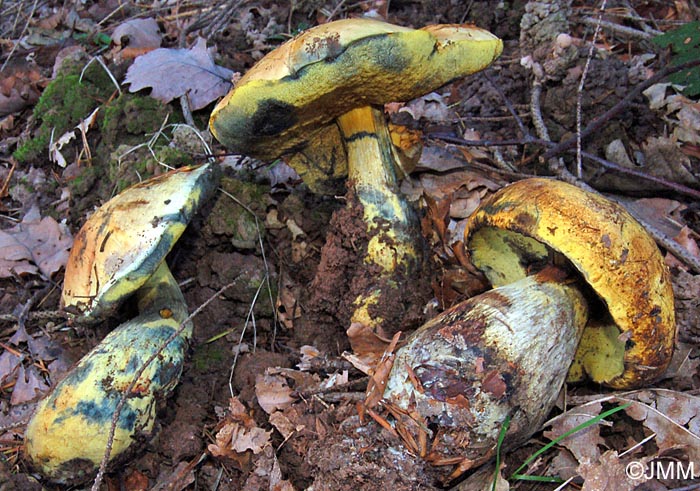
[210,18,503,343]
[381,178,675,479]
[24,163,218,484]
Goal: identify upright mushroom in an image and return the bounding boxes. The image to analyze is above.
[382,178,675,478]
[210,18,503,342]
[24,163,218,484]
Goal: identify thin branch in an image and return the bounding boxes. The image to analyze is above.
[579,17,658,39]
[577,0,608,178]
[430,132,700,201]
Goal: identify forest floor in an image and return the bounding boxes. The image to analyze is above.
[0,1,699,490]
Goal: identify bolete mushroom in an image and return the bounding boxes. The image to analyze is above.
[210,18,503,341]
[381,178,675,478]
[24,163,218,484]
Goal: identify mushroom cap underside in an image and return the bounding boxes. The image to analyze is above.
[61,163,218,320]
[209,19,503,160]
[464,178,675,389]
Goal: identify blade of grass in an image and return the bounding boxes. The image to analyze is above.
[491,414,511,491]
[509,402,632,481]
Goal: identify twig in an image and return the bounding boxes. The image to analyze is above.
[484,72,531,140]
[430,134,700,201]
[577,0,607,178]
[529,74,570,178]
[91,280,239,491]
[475,30,699,273]
[0,0,38,73]
[579,17,658,39]
[574,150,700,200]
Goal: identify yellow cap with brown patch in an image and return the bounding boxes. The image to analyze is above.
[464,178,675,389]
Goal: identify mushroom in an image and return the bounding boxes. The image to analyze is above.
[381,178,675,479]
[24,163,218,484]
[210,18,503,341]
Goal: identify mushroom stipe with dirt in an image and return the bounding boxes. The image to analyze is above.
[380,178,675,480]
[24,164,218,484]
[210,18,504,349]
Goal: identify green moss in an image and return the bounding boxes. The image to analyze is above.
[155,146,193,168]
[100,93,174,149]
[67,165,101,198]
[14,66,114,163]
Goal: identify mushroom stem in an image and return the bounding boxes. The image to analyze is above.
[336,106,423,333]
[25,263,192,484]
[135,261,192,334]
[338,106,421,273]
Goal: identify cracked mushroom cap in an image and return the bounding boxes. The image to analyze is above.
[209,18,503,161]
[61,163,218,321]
[464,178,675,389]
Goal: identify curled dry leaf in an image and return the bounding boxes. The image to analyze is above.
[399,92,453,122]
[111,18,161,49]
[49,107,99,168]
[255,370,296,414]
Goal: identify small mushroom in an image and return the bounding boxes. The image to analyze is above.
[210,18,503,341]
[382,178,675,479]
[24,164,218,484]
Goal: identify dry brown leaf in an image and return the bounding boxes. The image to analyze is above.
[346,321,394,370]
[112,18,161,49]
[255,370,296,414]
[0,62,42,117]
[269,411,301,440]
[0,350,21,387]
[674,226,700,261]
[231,426,272,455]
[621,390,700,461]
[208,397,272,463]
[578,451,649,491]
[642,136,698,186]
[123,469,150,491]
[672,269,700,344]
[544,402,606,463]
[10,363,49,405]
[399,92,453,122]
[0,205,72,279]
[125,37,235,111]
[276,271,301,329]
[417,169,501,200]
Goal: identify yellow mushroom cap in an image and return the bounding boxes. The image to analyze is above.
[209,19,503,161]
[61,163,218,321]
[25,263,190,484]
[464,178,675,389]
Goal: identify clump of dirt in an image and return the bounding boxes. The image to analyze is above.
[304,414,436,491]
